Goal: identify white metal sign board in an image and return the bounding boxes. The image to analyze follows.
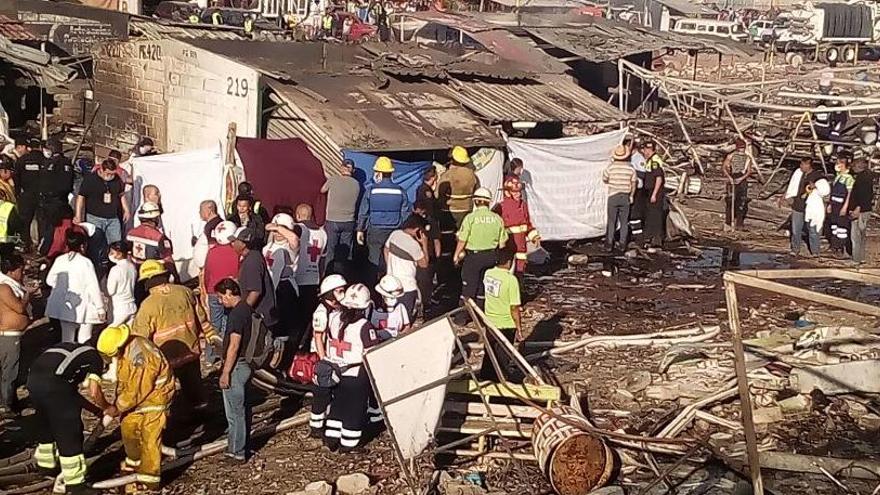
[364,317,456,459]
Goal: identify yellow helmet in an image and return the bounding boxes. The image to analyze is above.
[138,259,168,281]
[97,324,131,357]
[373,156,394,174]
[451,146,470,164]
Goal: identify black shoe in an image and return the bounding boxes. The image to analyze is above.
[36,465,59,477]
[66,483,99,494]
[309,427,323,439]
[339,444,366,454]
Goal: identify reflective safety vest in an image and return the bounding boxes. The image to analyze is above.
[0,201,13,242]
[366,180,407,229]
[211,11,223,24]
[189,14,199,23]
[244,17,254,33]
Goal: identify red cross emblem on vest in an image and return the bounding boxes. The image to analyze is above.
[307,241,321,262]
[329,338,351,357]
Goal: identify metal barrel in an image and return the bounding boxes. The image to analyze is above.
[531,406,614,495]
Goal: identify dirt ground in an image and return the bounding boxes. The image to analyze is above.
[2,165,879,495]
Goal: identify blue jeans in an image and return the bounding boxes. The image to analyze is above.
[790,211,819,255]
[324,220,355,272]
[222,361,252,458]
[204,295,227,363]
[86,214,122,245]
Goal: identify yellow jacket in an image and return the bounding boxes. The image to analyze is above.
[131,284,216,369]
[116,336,175,415]
[438,165,479,214]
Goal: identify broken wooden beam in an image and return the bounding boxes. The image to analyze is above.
[757,452,880,481]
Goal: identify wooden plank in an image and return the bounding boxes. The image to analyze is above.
[439,418,533,438]
[447,380,562,402]
[723,272,880,317]
[734,268,880,285]
[758,452,880,481]
[443,401,541,419]
[450,449,535,461]
[724,281,765,495]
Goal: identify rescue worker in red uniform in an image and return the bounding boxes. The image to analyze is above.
[127,201,177,301]
[493,175,539,276]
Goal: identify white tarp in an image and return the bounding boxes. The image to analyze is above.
[364,317,456,459]
[129,144,225,282]
[506,129,627,241]
[472,147,505,205]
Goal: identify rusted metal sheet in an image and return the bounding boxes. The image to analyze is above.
[130,19,246,41]
[0,14,38,41]
[445,74,625,123]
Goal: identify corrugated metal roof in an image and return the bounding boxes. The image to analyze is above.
[653,0,717,16]
[130,19,247,40]
[0,14,38,41]
[524,21,750,62]
[266,76,503,158]
[0,35,77,87]
[444,74,625,123]
[266,89,346,176]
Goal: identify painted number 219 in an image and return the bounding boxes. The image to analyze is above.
[226,77,249,97]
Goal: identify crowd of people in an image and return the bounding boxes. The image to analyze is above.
[0,137,536,494]
[600,137,874,264]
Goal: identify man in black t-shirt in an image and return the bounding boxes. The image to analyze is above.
[215,278,253,463]
[75,159,130,245]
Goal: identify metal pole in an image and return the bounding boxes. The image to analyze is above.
[724,280,765,495]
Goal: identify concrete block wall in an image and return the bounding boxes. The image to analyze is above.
[91,38,259,159]
[92,40,168,156]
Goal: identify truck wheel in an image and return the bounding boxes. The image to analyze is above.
[843,45,857,63]
[823,46,840,63]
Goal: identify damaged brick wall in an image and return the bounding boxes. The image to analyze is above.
[90,38,259,159]
[92,40,167,158]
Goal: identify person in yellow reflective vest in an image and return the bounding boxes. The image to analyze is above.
[0,156,16,204]
[211,9,223,25]
[98,325,175,494]
[0,198,23,255]
[188,13,199,23]
[243,14,255,34]
[131,260,219,411]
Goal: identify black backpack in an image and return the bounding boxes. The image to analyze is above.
[244,313,273,370]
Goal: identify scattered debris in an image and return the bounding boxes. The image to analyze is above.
[336,473,371,495]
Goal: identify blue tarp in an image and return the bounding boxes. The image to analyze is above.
[343,151,433,203]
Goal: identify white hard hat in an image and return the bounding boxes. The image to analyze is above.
[78,222,96,238]
[375,274,404,298]
[271,213,295,230]
[473,187,493,201]
[138,201,162,219]
[211,220,237,245]
[319,274,347,296]
[341,283,372,310]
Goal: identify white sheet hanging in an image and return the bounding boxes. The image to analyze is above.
[506,129,627,241]
[129,144,226,282]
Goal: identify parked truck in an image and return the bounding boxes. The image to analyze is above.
[764,1,880,63]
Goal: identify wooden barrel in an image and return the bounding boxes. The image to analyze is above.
[532,406,614,495]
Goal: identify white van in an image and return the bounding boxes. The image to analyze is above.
[672,19,748,42]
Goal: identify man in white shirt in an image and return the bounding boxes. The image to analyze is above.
[294,203,327,349]
[384,214,429,318]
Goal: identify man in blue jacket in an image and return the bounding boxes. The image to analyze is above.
[356,156,410,284]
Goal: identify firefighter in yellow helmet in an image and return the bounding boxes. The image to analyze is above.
[437,146,479,295]
[131,260,219,411]
[98,324,175,494]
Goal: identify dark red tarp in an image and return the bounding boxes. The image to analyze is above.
[235,137,327,224]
